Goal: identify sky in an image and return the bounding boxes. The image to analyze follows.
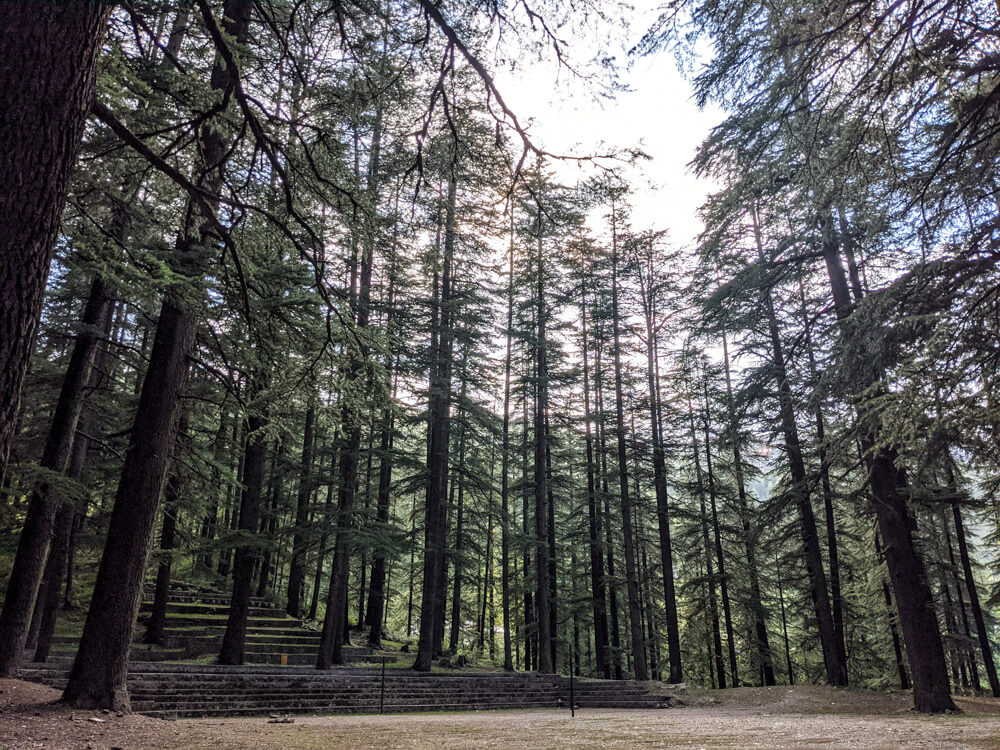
[491,2,723,247]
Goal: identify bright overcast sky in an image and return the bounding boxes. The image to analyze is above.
[491,2,723,247]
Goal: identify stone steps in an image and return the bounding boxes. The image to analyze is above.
[138,701,559,719]
[20,662,679,718]
[155,614,301,629]
[140,602,280,618]
[165,626,321,639]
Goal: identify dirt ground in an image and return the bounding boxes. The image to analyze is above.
[4,678,1000,749]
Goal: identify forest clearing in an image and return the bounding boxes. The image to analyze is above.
[2,0,1000,746]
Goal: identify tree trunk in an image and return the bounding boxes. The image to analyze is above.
[287,405,316,616]
[753,206,846,687]
[942,511,980,691]
[819,213,954,711]
[310,439,337,621]
[62,296,195,710]
[365,371,395,646]
[721,331,774,685]
[0,274,114,675]
[690,399,725,688]
[256,442,283,600]
[949,479,1000,696]
[144,478,180,646]
[499,225,515,671]
[609,206,647,681]
[449,386,468,653]
[533,231,553,674]
[219,405,268,665]
[413,171,456,672]
[595,332,623,680]
[580,282,611,679]
[776,553,795,685]
[63,0,252,709]
[702,381,738,686]
[874,531,910,690]
[0,3,111,474]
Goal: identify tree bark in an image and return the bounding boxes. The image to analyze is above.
[0,2,111,474]
[62,296,195,710]
[690,398,725,688]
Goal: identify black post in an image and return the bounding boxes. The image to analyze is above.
[570,643,575,717]
[380,657,386,714]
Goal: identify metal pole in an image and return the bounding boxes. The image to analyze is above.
[380,657,386,714]
[570,644,575,717]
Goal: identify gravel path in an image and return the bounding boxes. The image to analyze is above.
[4,679,1000,749]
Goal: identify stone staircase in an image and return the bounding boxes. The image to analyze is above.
[40,586,383,667]
[20,662,681,718]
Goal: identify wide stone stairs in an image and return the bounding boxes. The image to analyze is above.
[20,662,679,718]
[41,586,383,667]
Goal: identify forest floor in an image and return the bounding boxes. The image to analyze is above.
[3,677,1000,749]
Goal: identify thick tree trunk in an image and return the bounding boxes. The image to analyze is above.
[62,296,195,710]
[0,3,111,474]
[819,215,954,711]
